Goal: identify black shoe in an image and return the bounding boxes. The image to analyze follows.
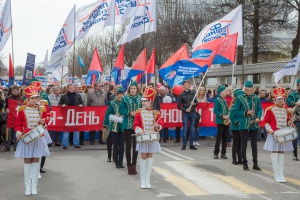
[79,142,84,145]
[238,160,243,165]
[40,168,46,173]
[74,146,81,149]
[190,145,197,150]
[1,146,10,152]
[221,154,227,159]
[293,155,299,161]
[90,142,95,145]
[63,146,67,150]
[116,164,120,168]
[232,160,239,165]
[174,141,180,143]
[243,164,249,171]
[99,141,106,144]
[163,138,168,143]
[253,164,262,171]
[181,146,186,150]
[55,143,61,146]
[107,158,112,162]
[119,163,125,168]
[214,154,219,159]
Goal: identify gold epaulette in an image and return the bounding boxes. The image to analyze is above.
[40,100,48,106]
[39,106,47,112]
[265,106,273,111]
[18,105,26,112]
[136,108,143,114]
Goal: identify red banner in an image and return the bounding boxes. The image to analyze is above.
[161,102,275,127]
[47,106,107,132]
[7,99,19,128]
[46,103,277,131]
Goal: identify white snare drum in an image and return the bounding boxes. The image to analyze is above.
[109,114,123,123]
[22,125,46,144]
[273,127,298,143]
[136,134,151,143]
[149,132,160,141]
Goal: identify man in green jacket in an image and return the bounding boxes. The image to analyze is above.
[213,85,229,159]
[286,79,300,161]
[232,80,262,171]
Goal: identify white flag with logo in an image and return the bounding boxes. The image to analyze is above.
[47,55,68,81]
[0,0,12,51]
[75,0,113,40]
[121,0,146,23]
[192,5,243,50]
[106,0,131,25]
[117,0,156,45]
[50,5,75,63]
[274,54,300,85]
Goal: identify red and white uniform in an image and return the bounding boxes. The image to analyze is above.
[263,105,294,152]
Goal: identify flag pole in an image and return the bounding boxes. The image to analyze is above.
[60,62,64,89]
[190,68,210,107]
[291,75,297,91]
[72,5,76,83]
[9,0,15,80]
[109,1,116,82]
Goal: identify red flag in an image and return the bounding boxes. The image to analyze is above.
[132,48,147,71]
[9,53,14,77]
[113,45,124,70]
[89,48,103,73]
[146,49,156,74]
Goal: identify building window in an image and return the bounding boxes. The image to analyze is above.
[253,74,260,84]
[282,75,291,83]
[225,77,237,85]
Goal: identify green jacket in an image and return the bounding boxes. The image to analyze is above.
[213,96,229,125]
[103,100,123,133]
[119,93,142,130]
[287,91,300,121]
[229,105,240,131]
[40,91,51,107]
[232,94,262,130]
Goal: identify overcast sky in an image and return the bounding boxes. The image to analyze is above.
[1,0,97,67]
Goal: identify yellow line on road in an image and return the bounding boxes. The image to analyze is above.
[262,169,300,186]
[153,167,209,196]
[212,174,266,194]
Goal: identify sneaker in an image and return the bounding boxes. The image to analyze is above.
[196,142,200,146]
[63,146,67,150]
[181,146,186,150]
[293,155,299,161]
[193,141,196,146]
[190,145,197,150]
[221,154,227,159]
[214,154,219,159]
[243,164,249,171]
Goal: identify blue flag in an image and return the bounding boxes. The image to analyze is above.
[78,55,86,68]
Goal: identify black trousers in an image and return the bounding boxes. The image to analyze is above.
[107,133,113,160]
[80,132,85,144]
[214,124,228,155]
[124,129,138,166]
[231,130,242,161]
[160,127,169,140]
[292,139,298,157]
[112,131,125,164]
[240,129,258,164]
[175,127,181,142]
[49,131,61,144]
[89,130,103,143]
[40,156,46,169]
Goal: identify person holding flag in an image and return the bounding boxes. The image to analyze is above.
[232,81,263,171]
[119,81,142,175]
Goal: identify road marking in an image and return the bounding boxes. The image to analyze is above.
[159,151,183,161]
[161,147,194,160]
[153,167,209,196]
[212,174,265,194]
[165,161,241,195]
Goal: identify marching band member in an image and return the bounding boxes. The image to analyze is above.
[229,89,244,165]
[263,87,294,183]
[286,79,300,161]
[119,81,142,175]
[232,80,263,171]
[213,85,229,159]
[133,87,163,189]
[14,86,50,195]
[103,87,125,168]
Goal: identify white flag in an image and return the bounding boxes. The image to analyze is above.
[117,0,156,45]
[121,0,146,23]
[192,5,243,50]
[47,55,68,81]
[0,0,12,51]
[43,50,48,69]
[106,0,131,25]
[274,54,300,85]
[50,5,76,63]
[75,0,113,40]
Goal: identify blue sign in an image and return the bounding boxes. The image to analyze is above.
[22,53,36,86]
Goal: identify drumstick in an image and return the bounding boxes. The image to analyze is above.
[5,127,8,141]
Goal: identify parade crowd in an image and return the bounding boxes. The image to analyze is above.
[0,78,300,195]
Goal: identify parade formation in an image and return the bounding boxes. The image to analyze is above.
[1,0,300,199]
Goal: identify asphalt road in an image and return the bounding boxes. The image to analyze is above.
[0,138,300,200]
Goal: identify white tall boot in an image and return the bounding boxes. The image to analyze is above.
[145,158,153,189]
[24,163,32,195]
[31,162,39,195]
[271,153,281,182]
[140,159,147,189]
[278,153,286,183]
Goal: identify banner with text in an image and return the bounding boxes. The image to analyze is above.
[22,53,36,86]
[47,103,276,131]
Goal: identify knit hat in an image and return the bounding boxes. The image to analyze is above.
[217,85,226,94]
[244,80,253,88]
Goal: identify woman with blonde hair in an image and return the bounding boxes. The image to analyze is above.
[196,86,208,103]
[61,86,68,94]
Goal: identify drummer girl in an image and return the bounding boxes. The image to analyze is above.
[15,86,50,195]
[133,87,163,189]
[263,87,294,183]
